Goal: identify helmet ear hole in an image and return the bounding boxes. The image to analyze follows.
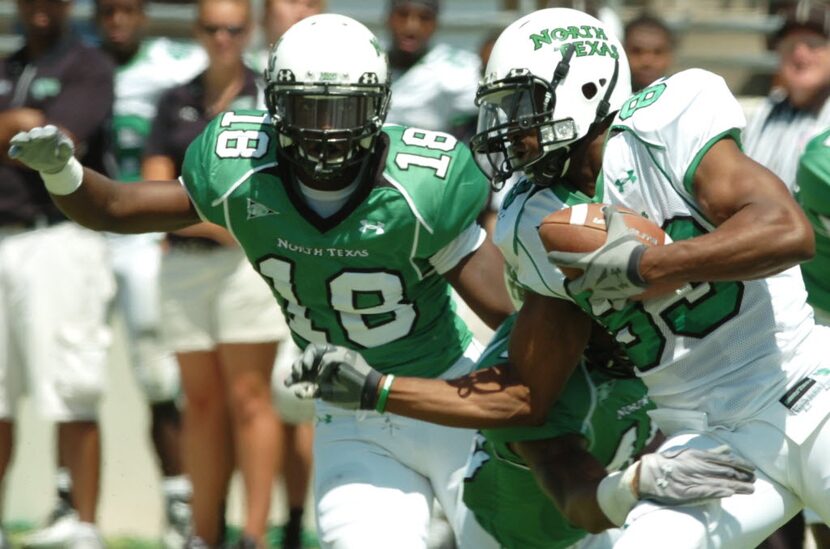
[599,78,607,86]
[582,82,598,100]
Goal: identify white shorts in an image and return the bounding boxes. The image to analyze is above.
[108,233,179,403]
[160,245,289,352]
[312,340,498,549]
[617,395,830,548]
[0,223,114,421]
[271,340,315,424]
[814,306,830,327]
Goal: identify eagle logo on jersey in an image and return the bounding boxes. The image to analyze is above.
[247,198,278,220]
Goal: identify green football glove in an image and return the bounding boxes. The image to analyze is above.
[548,205,648,302]
[286,344,383,410]
[9,125,74,174]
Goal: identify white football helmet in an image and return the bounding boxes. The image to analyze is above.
[471,8,632,187]
[265,14,391,176]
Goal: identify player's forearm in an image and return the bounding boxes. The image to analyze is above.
[515,437,614,534]
[510,293,590,424]
[51,168,199,233]
[640,201,814,285]
[555,477,615,533]
[383,366,534,428]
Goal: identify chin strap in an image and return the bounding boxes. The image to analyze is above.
[550,43,575,92]
[593,57,620,124]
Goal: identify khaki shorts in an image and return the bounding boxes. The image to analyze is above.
[160,245,289,352]
[0,223,114,421]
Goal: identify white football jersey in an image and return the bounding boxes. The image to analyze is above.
[386,43,480,133]
[111,38,206,180]
[115,38,206,122]
[493,177,588,307]
[497,68,824,427]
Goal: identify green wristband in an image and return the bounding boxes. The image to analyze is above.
[375,374,395,413]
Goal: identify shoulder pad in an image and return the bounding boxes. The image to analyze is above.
[181,110,277,223]
[612,69,742,149]
[380,125,488,255]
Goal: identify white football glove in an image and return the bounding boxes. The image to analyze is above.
[548,205,648,304]
[638,445,756,504]
[8,125,74,174]
[597,444,756,526]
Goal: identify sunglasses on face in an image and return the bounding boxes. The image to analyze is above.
[19,0,68,6]
[198,23,246,37]
[777,34,829,56]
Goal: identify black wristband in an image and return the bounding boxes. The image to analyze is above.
[626,244,649,288]
[359,368,384,410]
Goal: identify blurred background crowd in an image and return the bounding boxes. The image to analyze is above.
[0,0,829,548]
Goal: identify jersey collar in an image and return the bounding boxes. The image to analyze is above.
[270,133,390,234]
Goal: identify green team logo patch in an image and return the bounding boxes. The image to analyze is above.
[246,198,278,219]
[30,77,61,100]
[529,26,618,59]
[613,170,637,192]
[620,83,666,120]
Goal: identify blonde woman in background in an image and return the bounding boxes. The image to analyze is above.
[142,0,286,546]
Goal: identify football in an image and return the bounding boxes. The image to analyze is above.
[539,203,680,301]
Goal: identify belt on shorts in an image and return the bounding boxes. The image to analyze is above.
[166,235,222,252]
[0,214,65,231]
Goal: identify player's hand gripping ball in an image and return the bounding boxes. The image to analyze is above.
[540,203,682,302]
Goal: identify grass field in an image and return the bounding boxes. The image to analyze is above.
[6,521,320,548]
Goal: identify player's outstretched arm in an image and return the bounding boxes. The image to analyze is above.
[639,138,814,286]
[286,292,592,428]
[444,237,515,330]
[286,344,536,428]
[515,436,757,532]
[8,125,200,233]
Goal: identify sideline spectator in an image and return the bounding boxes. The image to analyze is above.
[255,2,323,548]
[93,0,206,545]
[264,0,324,49]
[743,0,830,191]
[384,0,480,136]
[623,12,675,92]
[142,0,287,546]
[795,129,830,549]
[246,0,325,73]
[745,4,830,546]
[0,0,115,546]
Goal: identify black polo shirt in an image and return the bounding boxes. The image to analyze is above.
[0,35,115,226]
[145,67,260,173]
[145,67,259,249]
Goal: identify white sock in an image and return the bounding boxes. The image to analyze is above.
[162,476,192,501]
[56,467,72,493]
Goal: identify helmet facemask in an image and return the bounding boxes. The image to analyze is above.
[266,77,391,178]
[472,40,621,189]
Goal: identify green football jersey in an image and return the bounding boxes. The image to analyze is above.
[181,111,489,377]
[463,315,655,549]
[797,129,830,315]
